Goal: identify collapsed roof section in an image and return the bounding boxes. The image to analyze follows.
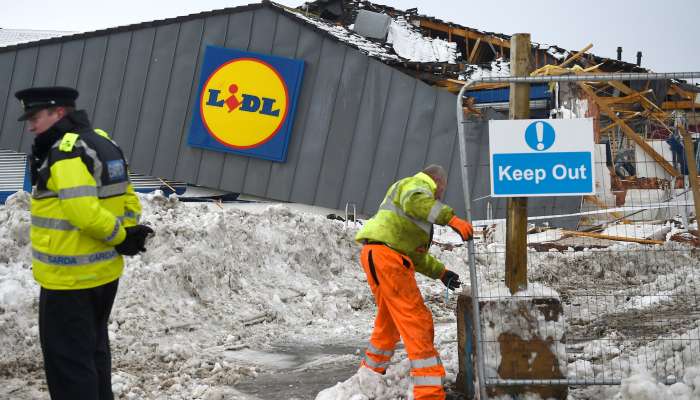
[297,0,647,86]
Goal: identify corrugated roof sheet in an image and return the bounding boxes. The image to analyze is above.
[0,28,73,47]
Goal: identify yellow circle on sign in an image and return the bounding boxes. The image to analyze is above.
[200,58,289,149]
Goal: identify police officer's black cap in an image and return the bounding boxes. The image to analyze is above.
[14,86,79,121]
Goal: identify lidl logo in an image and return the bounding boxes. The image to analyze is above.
[188,46,304,162]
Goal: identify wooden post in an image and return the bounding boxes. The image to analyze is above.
[505,33,531,295]
[681,126,700,223]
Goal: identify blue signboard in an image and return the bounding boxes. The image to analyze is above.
[187,46,305,162]
[489,119,595,197]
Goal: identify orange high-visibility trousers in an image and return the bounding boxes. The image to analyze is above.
[359,244,446,400]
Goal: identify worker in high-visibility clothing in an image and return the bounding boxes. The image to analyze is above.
[354,164,473,400]
[15,86,153,400]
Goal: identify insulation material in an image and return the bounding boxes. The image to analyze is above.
[386,17,457,63]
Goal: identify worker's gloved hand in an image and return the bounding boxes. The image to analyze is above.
[115,225,154,256]
[440,269,461,291]
[448,216,473,241]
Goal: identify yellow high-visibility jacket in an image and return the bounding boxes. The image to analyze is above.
[30,127,142,290]
[355,172,455,279]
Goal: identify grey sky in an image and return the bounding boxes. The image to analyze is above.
[2,0,698,73]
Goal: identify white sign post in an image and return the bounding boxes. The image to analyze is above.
[489,118,595,197]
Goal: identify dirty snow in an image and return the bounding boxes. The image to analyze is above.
[1,190,699,399]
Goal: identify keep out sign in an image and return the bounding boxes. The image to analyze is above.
[489,118,595,197]
[187,45,304,162]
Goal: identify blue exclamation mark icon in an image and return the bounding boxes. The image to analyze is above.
[525,120,555,151]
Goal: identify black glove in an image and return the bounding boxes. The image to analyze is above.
[440,270,461,291]
[115,225,154,256]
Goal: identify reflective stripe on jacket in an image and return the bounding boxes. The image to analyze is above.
[355,172,454,279]
[30,128,142,290]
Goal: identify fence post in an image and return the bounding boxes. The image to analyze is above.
[505,33,531,294]
[680,126,700,224]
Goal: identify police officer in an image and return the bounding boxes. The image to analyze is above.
[16,86,154,400]
[354,164,473,400]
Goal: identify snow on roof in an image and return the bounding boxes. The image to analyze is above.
[283,5,458,64]
[386,16,456,63]
[0,28,74,47]
[283,8,401,62]
[460,58,511,81]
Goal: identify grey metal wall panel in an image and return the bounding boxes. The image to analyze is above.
[0,51,17,149]
[260,12,301,199]
[0,48,37,151]
[173,15,231,184]
[264,23,323,201]
[444,137,465,217]
[55,40,83,88]
[217,11,254,192]
[339,59,393,213]
[92,32,132,134]
[289,38,346,205]
[76,36,108,122]
[18,44,62,153]
[192,15,231,188]
[151,19,205,178]
[242,8,283,197]
[313,49,368,209]
[362,69,416,212]
[33,44,61,86]
[130,24,180,174]
[111,28,155,160]
[424,90,459,169]
[395,81,437,180]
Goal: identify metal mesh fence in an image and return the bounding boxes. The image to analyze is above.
[456,72,700,398]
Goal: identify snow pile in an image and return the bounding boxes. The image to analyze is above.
[2,189,699,399]
[315,362,411,400]
[478,282,567,379]
[616,366,700,400]
[386,17,457,63]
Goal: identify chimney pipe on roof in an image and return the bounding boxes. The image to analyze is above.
[636,51,642,66]
[617,46,622,61]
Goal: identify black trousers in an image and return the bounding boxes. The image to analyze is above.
[39,279,119,400]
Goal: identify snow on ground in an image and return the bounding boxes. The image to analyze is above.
[1,190,699,399]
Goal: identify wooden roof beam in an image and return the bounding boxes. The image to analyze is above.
[662,100,700,110]
[580,83,681,178]
[417,19,510,48]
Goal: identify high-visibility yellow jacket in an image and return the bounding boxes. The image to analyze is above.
[30,123,141,290]
[355,172,455,279]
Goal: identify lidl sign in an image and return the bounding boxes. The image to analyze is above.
[489,118,595,197]
[188,45,304,162]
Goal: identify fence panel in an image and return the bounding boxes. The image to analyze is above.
[457,72,700,399]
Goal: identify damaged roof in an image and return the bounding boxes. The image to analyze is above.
[299,0,648,81]
[0,0,647,84]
